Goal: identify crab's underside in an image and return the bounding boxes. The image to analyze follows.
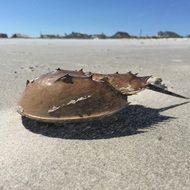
[17,68,188,123]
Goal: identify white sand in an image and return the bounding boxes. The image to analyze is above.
[0,39,190,189]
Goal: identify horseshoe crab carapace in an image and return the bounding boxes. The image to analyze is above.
[17,68,189,123]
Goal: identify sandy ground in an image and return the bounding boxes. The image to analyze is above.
[0,39,190,190]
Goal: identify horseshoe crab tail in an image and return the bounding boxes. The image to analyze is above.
[146,84,189,99]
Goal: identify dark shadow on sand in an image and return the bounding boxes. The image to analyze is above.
[22,102,189,140]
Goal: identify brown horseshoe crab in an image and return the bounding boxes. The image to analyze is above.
[17,68,189,123]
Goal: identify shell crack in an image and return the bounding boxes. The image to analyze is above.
[48,95,92,114]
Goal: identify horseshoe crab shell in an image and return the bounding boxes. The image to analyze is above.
[18,69,128,123]
[18,68,188,123]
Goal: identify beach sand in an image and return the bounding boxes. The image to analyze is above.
[0,39,190,189]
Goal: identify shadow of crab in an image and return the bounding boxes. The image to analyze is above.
[22,102,189,140]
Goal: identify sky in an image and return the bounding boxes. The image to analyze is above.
[0,0,190,37]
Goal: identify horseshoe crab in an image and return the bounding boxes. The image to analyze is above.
[17,68,188,123]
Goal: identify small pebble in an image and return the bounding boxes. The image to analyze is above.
[158,136,162,141]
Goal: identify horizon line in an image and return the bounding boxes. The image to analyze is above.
[1,30,190,38]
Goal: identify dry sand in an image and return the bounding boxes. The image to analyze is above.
[0,39,190,190]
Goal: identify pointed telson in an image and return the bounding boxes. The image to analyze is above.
[147,84,189,99]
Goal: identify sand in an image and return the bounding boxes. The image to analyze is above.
[0,39,190,190]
